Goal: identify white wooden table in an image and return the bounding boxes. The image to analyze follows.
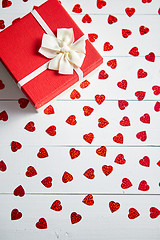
[0,0,160,239]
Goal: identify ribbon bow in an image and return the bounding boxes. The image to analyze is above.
[39,28,86,74]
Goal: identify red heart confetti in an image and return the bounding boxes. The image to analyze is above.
[150,207,160,219]
[83,133,94,144]
[102,165,113,176]
[140,113,150,124]
[136,131,147,142]
[117,80,127,90]
[120,116,130,126]
[139,26,149,35]
[11,141,22,152]
[2,0,12,8]
[26,166,37,177]
[97,0,106,9]
[41,177,52,188]
[13,185,25,197]
[36,218,47,229]
[122,29,132,38]
[129,47,139,57]
[158,8,160,15]
[107,59,117,69]
[157,160,160,167]
[137,69,147,79]
[142,0,152,3]
[139,156,150,167]
[51,200,62,211]
[115,154,126,165]
[109,201,120,213]
[98,117,109,128]
[154,101,160,112]
[104,42,113,51]
[70,89,81,99]
[80,80,90,88]
[128,208,140,219]
[95,94,105,105]
[24,121,35,132]
[152,86,160,95]
[83,106,94,116]
[82,194,94,206]
[0,110,8,121]
[88,33,98,42]
[0,80,5,90]
[0,20,5,29]
[0,160,7,172]
[125,8,135,17]
[71,212,82,224]
[11,209,22,220]
[12,17,20,24]
[18,98,29,109]
[82,14,92,23]
[72,4,82,13]
[46,125,56,136]
[113,133,123,144]
[66,115,77,125]
[96,146,107,157]
[108,15,117,24]
[62,171,73,183]
[135,91,146,101]
[99,70,109,79]
[145,52,155,62]
[121,178,132,189]
[69,148,80,159]
[84,168,95,179]
[37,148,48,158]
[118,100,129,110]
[44,105,54,114]
[138,180,150,191]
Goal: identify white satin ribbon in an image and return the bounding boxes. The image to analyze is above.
[18,9,86,88]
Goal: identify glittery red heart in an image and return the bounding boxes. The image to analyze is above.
[44,105,54,114]
[84,168,95,179]
[152,86,160,95]
[125,8,135,17]
[107,59,117,69]
[82,14,92,23]
[129,47,139,56]
[135,91,146,101]
[72,4,82,13]
[157,160,160,167]
[14,185,25,197]
[83,133,94,144]
[128,208,140,219]
[113,133,123,144]
[80,80,90,88]
[37,148,48,158]
[108,15,117,24]
[82,194,94,206]
[154,101,160,112]
[104,42,113,51]
[95,94,105,104]
[150,207,160,219]
[117,80,127,90]
[122,29,132,38]
[137,69,147,78]
[24,121,35,132]
[118,100,129,110]
[136,131,147,142]
[96,146,107,157]
[120,116,130,126]
[121,178,132,189]
[98,117,109,128]
[12,17,20,24]
[66,115,77,125]
[158,8,160,15]
[88,34,98,42]
[115,154,126,164]
[36,218,47,229]
[139,26,149,35]
[0,20,5,29]
[142,0,152,3]
[51,200,62,211]
[2,0,12,8]
[83,106,94,116]
[145,52,155,62]
[109,201,120,213]
[18,98,29,109]
[70,148,80,159]
[11,209,22,220]
[0,80,5,90]
[62,171,73,183]
[70,89,81,99]
[26,166,37,177]
[140,113,150,124]
[99,70,109,79]
[97,0,106,9]
[138,180,150,191]
[46,125,56,136]
[139,156,150,167]
[0,160,7,172]
[41,177,52,188]
[11,141,22,152]
[0,110,8,121]
[71,212,82,224]
[102,165,113,176]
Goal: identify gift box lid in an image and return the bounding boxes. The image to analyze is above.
[0,0,103,109]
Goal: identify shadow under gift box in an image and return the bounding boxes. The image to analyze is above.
[0,0,103,110]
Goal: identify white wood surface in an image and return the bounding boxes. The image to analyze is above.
[0,0,160,239]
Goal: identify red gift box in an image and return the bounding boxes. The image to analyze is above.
[0,0,103,109]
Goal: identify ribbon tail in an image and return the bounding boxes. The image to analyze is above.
[59,54,74,74]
